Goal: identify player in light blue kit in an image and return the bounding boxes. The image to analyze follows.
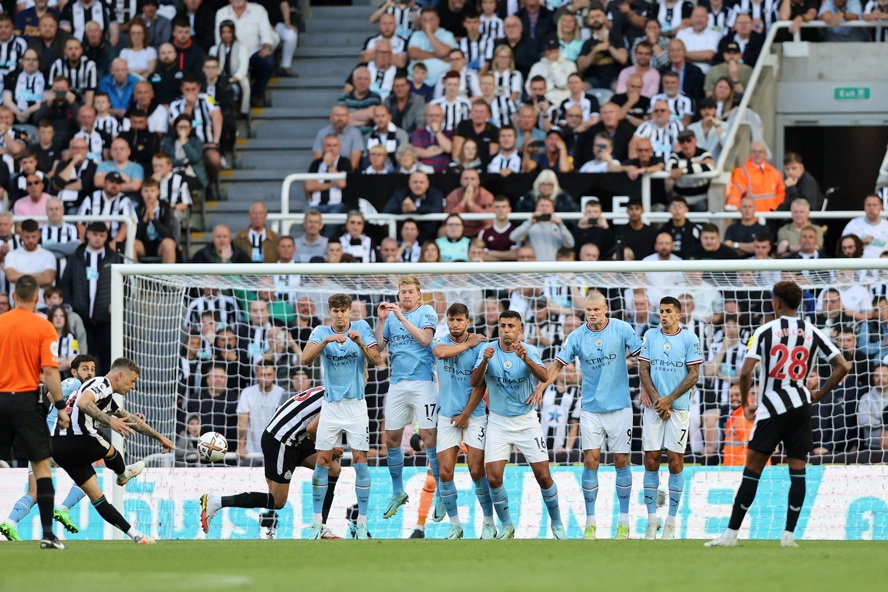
[470,310,566,540]
[302,293,382,540]
[374,275,440,519]
[638,296,703,541]
[533,293,643,540]
[432,302,493,540]
[0,354,96,541]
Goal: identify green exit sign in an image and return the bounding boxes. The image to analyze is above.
[835,87,870,100]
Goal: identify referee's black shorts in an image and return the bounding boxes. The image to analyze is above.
[748,405,813,460]
[51,434,112,486]
[0,392,52,462]
[262,431,316,484]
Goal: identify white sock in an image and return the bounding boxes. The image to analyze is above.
[414,524,424,531]
[449,515,462,528]
[59,505,69,512]
[648,513,658,522]
[585,516,596,528]
[483,516,495,526]
[664,515,675,525]
[357,515,367,526]
[725,528,739,539]
[618,513,629,526]
[126,527,144,540]
[312,513,322,524]
[209,495,222,510]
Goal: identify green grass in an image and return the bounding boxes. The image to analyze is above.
[4,540,888,592]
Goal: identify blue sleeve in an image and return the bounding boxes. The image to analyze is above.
[420,305,437,329]
[526,344,544,367]
[307,326,324,344]
[639,330,652,360]
[625,323,644,355]
[685,333,704,364]
[360,321,377,346]
[382,316,391,342]
[555,331,575,365]
[473,345,487,370]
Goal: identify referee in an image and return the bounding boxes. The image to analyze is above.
[0,275,70,549]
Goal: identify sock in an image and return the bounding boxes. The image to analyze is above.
[581,468,599,525]
[387,447,405,495]
[440,479,460,525]
[426,446,440,488]
[616,467,632,521]
[35,478,55,540]
[104,450,126,475]
[541,484,562,527]
[354,463,371,523]
[417,474,436,527]
[322,475,338,524]
[311,465,329,523]
[643,470,659,516]
[221,492,275,509]
[60,486,85,512]
[7,494,35,524]
[786,468,806,533]
[473,476,494,519]
[728,468,761,530]
[668,472,684,517]
[91,495,131,533]
[125,526,145,540]
[490,485,512,526]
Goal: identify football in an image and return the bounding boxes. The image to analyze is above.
[197,432,228,463]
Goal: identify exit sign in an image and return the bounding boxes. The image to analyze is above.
[835,87,870,100]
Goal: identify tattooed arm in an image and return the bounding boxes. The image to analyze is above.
[77,390,134,437]
[114,409,175,452]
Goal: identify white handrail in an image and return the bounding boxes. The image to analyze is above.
[280,172,347,219]
[12,214,136,259]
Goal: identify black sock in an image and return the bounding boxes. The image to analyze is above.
[91,495,132,533]
[322,475,338,524]
[105,450,126,474]
[221,492,275,509]
[728,468,761,530]
[35,477,56,540]
[786,468,806,533]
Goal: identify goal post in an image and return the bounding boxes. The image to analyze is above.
[107,259,888,540]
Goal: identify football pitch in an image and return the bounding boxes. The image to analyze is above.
[5,540,888,592]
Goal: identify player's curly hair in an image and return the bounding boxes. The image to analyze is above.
[328,293,352,311]
[773,280,803,310]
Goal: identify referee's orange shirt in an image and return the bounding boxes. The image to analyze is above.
[0,308,59,392]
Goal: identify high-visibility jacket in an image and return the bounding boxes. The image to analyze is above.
[722,406,771,466]
[726,159,786,211]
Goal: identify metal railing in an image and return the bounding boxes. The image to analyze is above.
[11,214,136,259]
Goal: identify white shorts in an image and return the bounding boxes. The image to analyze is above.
[316,398,370,451]
[384,380,438,431]
[485,411,548,464]
[580,408,633,454]
[642,407,691,454]
[437,414,488,451]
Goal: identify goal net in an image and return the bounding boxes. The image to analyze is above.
[111,260,888,541]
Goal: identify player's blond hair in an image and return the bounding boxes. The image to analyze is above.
[398,275,422,291]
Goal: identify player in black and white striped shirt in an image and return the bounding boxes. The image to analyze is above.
[49,38,98,105]
[706,281,850,548]
[51,357,174,544]
[200,385,343,539]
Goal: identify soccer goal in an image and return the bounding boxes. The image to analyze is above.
[107,259,888,541]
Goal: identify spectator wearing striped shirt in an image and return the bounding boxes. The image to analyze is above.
[5,48,47,125]
[650,71,694,127]
[370,0,419,40]
[345,40,401,101]
[40,198,80,278]
[487,124,521,176]
[361,13,408,69]
[479,72,516,128]
[168,73,222,182]
[631,98,683,159]
[60,0,117,45]
[433,48,482,101]
[73,104,111,162]
[0,14,28,78]
[49,37,97,106]
[459,11,494,72]
[76,172,136,250]
[92,92,119,138]
[365,104,410,168]
[479,0,505,42]
[665,129,714,212]
[554,73,600,129]
[863,0,888,42]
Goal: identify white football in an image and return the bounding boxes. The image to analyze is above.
[197,432,228,463]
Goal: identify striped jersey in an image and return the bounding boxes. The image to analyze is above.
[157,172,192,207]
[77,190,136,237]
[430,95,471,132]
[54,375,119,438]
[649,92,695,122]
[480,14,505,41]
[745,316,841,420]
[633,120,684,158]
[60,0,114,42]
[492,68,523,99]
[555,93,601,124]
[94,114,120,137]
[864,1,888,42]
[186,294,240,329]
[0,35,28,76]
[168,94,219,143]
[264,386,325,446]
[362,34,407,55]
[49,58,98,96]
[41,222,79,278]
[727,0,779,30]
[458,36,495,70]
[488,94,518,127]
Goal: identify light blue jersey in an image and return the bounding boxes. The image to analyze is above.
[308,321,377,402]
[639,327,703,411]
[556,319,643,413]
[474,341,544,417]
[47,377,83,430]
[434,333,486,418]
[383,304,437,384]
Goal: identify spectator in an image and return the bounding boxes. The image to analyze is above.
[725,141,785,212]
[60,0,116,45]
[523,75,553,132]
[170,17,206,79]
[48,37,97,107]
[13,173,53,219]
[572,197,614,256]
[51,136,97,212]
[433,48,482,100]
[446,136,483,175]
[657,0,694,34]
[91,92,118,137]
[386,72,425,135]
[631,98,682,159]
[574,102,636,165]
[260,0,299,78]
[40,198,80,276]
[169,73,223,181]
[843,194,888,259]
[578,132,619,173]
[576,3,628,89]
[76,172,137,250]
[15,0,59,43]
[430,70,472,132]
[81,20,113,79]
[687,223,737,259]
[362,12,408,69]
[346,39,399,101]
[409,61,434,102]
[60,221,119,373]
[365,104,409,167]
[660,195,701,259]
[555,11,584,62]
[364,144,393,174]
[160,114,207,189]
[134,178,176,264]
[479,71,515,137]
[305,134,352,223]
[659,38,704,104]
[489,43,523,104]
[0,292,8,313]
[666,129,714,211]
[396,218,421,262]
[435,213,470,262]
[493,16,536,78]
[382,171,443,242]
[722,384,754,465]
[477,194,519,261]
[27,13,70,73]
[716,12,764,68]
[524,127,571,173]
[515,168,579,214]
[705,42,752,98]
[459,9,494,72]
[509,196,575,261]
[686,97,724,161]
[49,304,79,372]
[786,224,827,260]
[142,0,173,50]
[192,223,251,263]
[411,102,452,173]
[781,151,822,211]
[615,41,661,98]
[710,76,739,121]
[95,136,143,193]
[4,48,47,125]
[177,0,214,54]
[453,99,498,165]
[777,0,820,43]
[215,0,278,108]
[860,295,888,362]
[526,38,576,106]
[34,119,64,173]
[857,365,888,449]
[650,70,694,126]
[836,234,865,259]
[487,124,521,175]
[863,1,888,42]
[233,201,280,264]
[444,168,494,237]
[610,136,665,186]
[293,208,328,263]
[236,361,286,463]
[151,43,184,106]
[631,17,670,69]
[675,6,720,74]
[616,198,658,259]
[3,218,56,304]
[73,104,111,162]
[514,103,547,151]
[210,19,251,114]
[419,240,441,262]
[312,104,364,171]
[554,73,600,129]
[394,143,433,174]
[724,197,770,256]
[777,198,824,256]
[97,58,139,118]
[407,7,457,87]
